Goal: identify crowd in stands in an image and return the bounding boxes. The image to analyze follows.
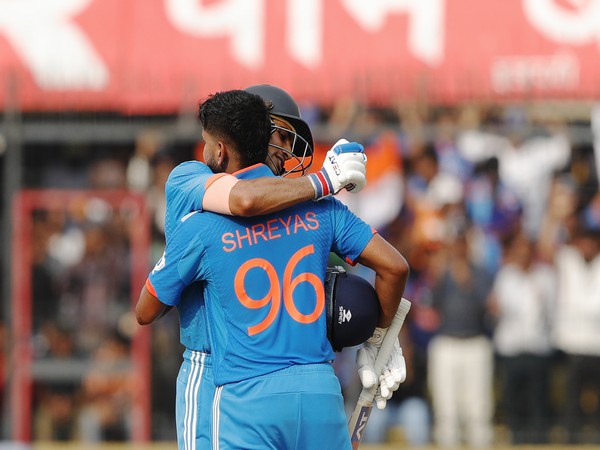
[331,101,600,447]
[0,100,599,446]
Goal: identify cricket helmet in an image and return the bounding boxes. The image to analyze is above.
[244,84,314,176]
[324,266,380,352]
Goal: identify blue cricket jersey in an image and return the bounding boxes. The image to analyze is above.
[149,164,375,385]
[159,160,219,352]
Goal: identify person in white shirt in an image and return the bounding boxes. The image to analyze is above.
[551,220,600,444]
[488,231,555,444]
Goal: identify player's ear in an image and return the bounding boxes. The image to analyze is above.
[217,142,230,171]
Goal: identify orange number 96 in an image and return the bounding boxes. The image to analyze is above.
[234,244,324,336]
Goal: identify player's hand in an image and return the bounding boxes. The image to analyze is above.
[356,327,406,410]
[330,139,368,194]
[308,139,367,200]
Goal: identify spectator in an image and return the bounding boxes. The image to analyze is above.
[538,174,579,262]
[126,130,165,193]
[404,145,464,273]
[427,225,494,448]
[488,231,555,443]
[78,333,133,441]
[34,383,78,441]
[432,107,473,184]
[465,156,522,274]
[32,323,80,441]
[457,110,570,237]
[59,208,131,354]
[552,219,600,444]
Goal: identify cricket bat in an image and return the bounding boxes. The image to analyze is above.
[348,297,412,449]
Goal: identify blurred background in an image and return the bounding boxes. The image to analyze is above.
[1,0,600,448]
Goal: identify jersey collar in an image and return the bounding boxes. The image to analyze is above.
[233,163,275,180]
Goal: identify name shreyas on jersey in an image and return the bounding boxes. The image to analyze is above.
[222,211,319,252]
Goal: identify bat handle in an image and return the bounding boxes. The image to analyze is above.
[372,298,411,377]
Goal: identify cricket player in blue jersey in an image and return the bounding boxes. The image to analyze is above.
[138,90,409,449]
[137,87,372,449]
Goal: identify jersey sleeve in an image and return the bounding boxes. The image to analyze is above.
[147,215,206,306]
[164,161,221,242]
[327,198,375,265]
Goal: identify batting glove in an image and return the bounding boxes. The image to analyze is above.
[356,327,407,410]
[308,139,367,200]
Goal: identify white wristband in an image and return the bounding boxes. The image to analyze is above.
[367,327,388,347]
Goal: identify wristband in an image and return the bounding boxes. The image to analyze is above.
[367,327,388,347]
[307,171,333,200]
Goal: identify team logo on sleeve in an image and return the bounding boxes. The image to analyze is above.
[152,252,166,273]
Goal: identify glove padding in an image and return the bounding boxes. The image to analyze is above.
[356,327,406,410]
[308,139,367,200]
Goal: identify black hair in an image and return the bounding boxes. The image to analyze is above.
[198,90,271,167]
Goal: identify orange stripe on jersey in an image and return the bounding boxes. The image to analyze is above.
[233,163,265,176]
[345,230,378,266]
[145,279,158,298]
[205,173,229,190]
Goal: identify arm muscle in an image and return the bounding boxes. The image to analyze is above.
[356,234,410,327]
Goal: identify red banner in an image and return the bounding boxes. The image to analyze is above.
[0,0,598,112]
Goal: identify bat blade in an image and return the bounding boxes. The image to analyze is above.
[348,298,411,449]
[348,404,373,449]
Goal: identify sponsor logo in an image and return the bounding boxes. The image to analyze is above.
[338,306,352,324]
[328,154,341,176]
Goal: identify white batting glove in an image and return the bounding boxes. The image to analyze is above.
[356,327,407,410]
[308,139,367,200]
